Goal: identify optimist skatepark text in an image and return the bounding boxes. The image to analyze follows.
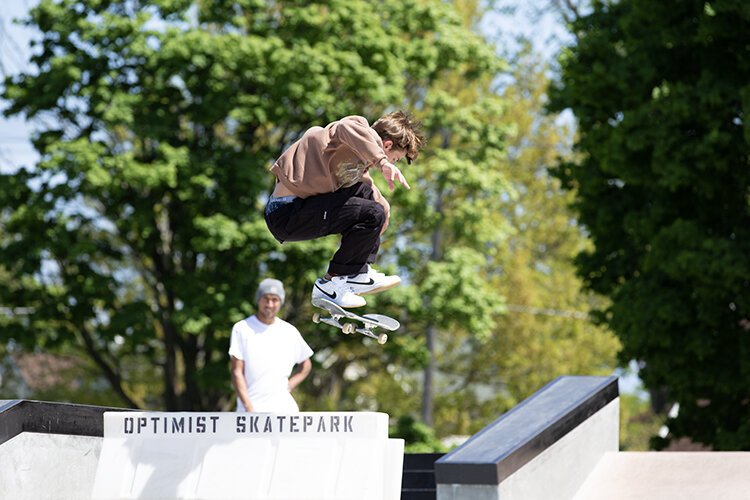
[122,414,356,435]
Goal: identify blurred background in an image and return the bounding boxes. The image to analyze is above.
[1,0,747,453]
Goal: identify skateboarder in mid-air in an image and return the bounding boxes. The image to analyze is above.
[264,111,424,308]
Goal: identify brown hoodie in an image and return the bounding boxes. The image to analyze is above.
[270,115,391,217]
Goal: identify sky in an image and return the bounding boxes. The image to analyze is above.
[0,0,39,173]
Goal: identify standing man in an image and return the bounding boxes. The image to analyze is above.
[229,278,313,413]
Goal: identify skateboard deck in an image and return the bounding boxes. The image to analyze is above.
[311,297,400,345]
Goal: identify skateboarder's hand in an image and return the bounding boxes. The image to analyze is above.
[381,162,411,191]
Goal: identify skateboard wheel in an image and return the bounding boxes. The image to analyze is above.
[312,312,321,324]
[377,333,388,345]
[342,323,355,335]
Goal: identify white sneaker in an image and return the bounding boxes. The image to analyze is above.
[312,277,366,308]
[345,265,401,296]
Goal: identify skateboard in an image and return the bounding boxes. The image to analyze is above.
[311,297,400,345]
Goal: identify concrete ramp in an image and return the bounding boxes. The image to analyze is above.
[0,432,101,500]
[573,451,750,500]
[0,399,126,499]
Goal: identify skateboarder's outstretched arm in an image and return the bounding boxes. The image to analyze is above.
[333,116,411,191]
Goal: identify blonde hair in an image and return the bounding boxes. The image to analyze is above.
[372,111,425,164]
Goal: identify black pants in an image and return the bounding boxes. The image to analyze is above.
[264,182,385,276]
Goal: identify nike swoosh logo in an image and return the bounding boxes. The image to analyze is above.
[347,278,375,286]
[314,284,337,300]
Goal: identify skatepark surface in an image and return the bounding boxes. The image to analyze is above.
[573,451,750,500]
[4,381,750,499]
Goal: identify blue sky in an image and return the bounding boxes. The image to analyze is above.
[0,0,39,172]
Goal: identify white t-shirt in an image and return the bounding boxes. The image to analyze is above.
[228,315,313,413]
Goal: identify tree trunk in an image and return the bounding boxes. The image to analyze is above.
[422,323,437,426]
[422,175,445,425]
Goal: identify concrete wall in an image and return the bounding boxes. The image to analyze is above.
[92,411,404,500]
[498,398,619,499]
[0,432,102,500]
[0,407,404,500]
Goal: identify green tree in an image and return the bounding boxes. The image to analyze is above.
[0,0,502,410]
[619,393,663,451]
[422,42,620,437]
[385,9,511,425]
[393,90,512,427]
[291,0,506,423]
[491,44,619,399]
[358,3,618,434]
[550,0,750,449]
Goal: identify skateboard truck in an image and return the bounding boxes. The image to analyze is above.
[311,297,399,345]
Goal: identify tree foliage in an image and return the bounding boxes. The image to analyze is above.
[483,43,619,404]
[550,0,750,449]
[0,0,499,410]
[295,0,511,424]
[418,42,620,437]
[377,0,512,426]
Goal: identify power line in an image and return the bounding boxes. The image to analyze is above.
[0,146,16,166]
[505,304,589,320]
[0,307,34,317]
[0,136,35,142]
[0,138,35,144]
[0,17,30,74]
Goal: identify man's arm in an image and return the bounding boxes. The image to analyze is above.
[288,358,312,392]
[333,116,389,167]
[230,356,254,412]
[379,161,410,191]
[336,116,411,193]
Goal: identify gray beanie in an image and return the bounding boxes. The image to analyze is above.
[255,278,285,305]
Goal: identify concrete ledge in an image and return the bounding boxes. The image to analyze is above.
[0,399,130,446]
[435,376,618,486]
[435,376,618,484]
